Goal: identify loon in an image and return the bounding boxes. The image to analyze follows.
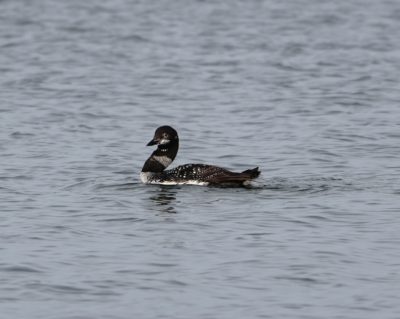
[140,126,260,186]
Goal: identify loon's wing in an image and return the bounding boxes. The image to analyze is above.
[164,164,260,184]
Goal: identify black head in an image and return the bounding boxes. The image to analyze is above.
[142,126,179,173]
[146,126,179,146]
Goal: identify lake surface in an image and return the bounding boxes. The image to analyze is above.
[1,0,400,318]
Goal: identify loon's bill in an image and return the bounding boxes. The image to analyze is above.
[140,126,260,186]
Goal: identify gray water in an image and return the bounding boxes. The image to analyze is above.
[1,0,400,318]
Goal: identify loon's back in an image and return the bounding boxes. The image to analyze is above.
[141,164,260,186]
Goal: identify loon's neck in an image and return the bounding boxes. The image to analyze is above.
[141,139,179,172]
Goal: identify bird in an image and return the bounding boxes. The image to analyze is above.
[140,126,260,186]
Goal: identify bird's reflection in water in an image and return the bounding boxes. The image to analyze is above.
[148,186,178,214]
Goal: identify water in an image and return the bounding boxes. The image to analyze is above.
[1,0,400,318]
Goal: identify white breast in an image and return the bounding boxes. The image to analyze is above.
[158,180,209,186]
[140,172,154,184]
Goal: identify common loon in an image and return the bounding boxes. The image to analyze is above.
[140,126,260,186]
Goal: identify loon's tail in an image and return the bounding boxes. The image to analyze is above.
[208,166,261,185]
[240,167,261,179]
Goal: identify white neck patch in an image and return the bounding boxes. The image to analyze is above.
[153,155,172,168]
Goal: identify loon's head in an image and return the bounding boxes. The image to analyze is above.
[146,125,179,147]
[142,126,179,173]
